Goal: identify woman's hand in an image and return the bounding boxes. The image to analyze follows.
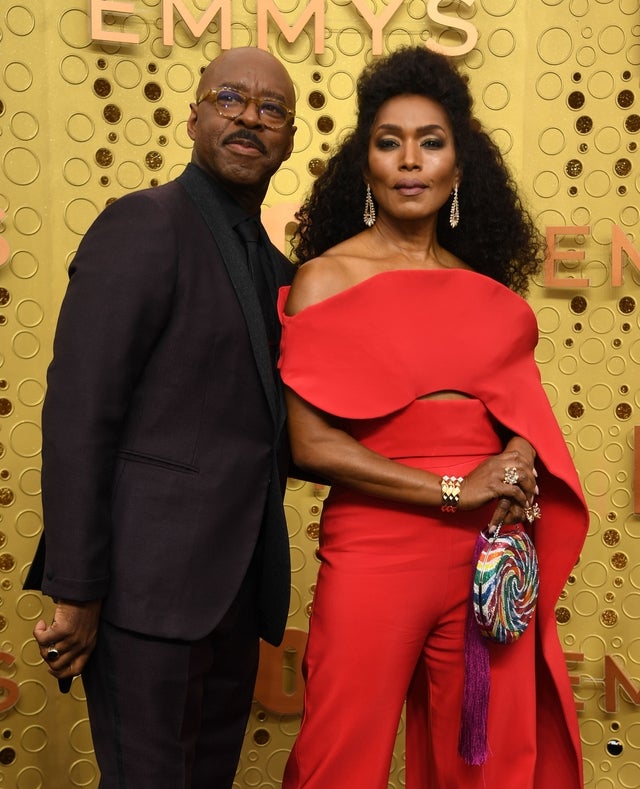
[458,441,538,528]
[488,436,539,528]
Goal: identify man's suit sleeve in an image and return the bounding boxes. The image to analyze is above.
[39,190,178,602]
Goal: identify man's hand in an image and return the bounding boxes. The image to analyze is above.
[33,599,102,680]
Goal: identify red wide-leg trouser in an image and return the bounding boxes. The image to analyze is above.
[282,400,537,789]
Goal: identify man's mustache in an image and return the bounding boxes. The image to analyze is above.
[223,130,267,155]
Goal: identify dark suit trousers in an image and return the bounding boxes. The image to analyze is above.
[82,564,259,789]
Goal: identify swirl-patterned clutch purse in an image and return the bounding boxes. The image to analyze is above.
[472,522,539,644]
[459,521,540,765]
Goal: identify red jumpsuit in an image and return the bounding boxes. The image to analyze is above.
[278,269,588,788]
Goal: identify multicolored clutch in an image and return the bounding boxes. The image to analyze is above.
[473,523,539,644]
[458,521,540,766]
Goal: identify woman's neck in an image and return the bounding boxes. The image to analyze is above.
[368,217,452,269]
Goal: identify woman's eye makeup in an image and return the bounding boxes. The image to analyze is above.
[375,137,399,148]
[421,137,444,148]
[373,135,445,149]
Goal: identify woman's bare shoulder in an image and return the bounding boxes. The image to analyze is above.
[286,239,368,315]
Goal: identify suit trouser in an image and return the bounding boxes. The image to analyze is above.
[82,564,259,789]
[283,404,537,789]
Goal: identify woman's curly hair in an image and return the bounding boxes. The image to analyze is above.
[293,46,545,295]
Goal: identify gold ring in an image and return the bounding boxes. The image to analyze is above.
[503,466,519,485]
[524,503,542,523]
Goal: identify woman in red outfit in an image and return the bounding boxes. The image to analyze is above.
[278,47,587,788]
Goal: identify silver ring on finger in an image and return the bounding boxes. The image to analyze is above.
[45,646,60,662]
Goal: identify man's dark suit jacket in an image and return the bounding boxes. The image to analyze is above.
[25,163,293,646]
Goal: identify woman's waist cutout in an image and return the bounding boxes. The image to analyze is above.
[349,397,503,459]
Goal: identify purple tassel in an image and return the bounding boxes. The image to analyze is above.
[458,531,491,766]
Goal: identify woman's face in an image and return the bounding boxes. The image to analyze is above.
[365,93,460,224]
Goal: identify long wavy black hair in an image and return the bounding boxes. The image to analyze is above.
[293,46,545,295]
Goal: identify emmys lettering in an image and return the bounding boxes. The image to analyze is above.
[90,0,479,56]
[0,653,19,713]
[545,224,640,288]
[253,632,640,716]
[0,211,10,269]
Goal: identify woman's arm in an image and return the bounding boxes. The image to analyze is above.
[284,259,538,524]
[286,386,537,524]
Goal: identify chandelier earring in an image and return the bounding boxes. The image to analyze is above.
[363,184,376,227]
[449,183,460,229]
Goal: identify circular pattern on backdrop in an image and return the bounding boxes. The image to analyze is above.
[536,70,564,100]
[63,158,92,187]
[66,113,95,142]
[10,250,38,279]
[3,148,39,186]
[59,54,89,84]
[6,6,36,36]
[1,4,639,787]
[113,59,142,90]
[13,207,42,236]
[20,725,48,754]
[487,28,515,57]
[538,27,573,64]
[9,112,38,141]
[539,126,566,155]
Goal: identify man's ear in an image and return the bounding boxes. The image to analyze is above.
[186,103,198,142]
[282,125,297,162]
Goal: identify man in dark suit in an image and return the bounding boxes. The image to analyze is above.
[26,46,297,788]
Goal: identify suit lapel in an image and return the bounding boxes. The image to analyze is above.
[178,164,281,426]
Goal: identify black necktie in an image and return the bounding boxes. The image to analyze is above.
[236,217,278,364]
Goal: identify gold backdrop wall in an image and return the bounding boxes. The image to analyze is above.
[0,1,639,787]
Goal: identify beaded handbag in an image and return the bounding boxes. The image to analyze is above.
[473,522,539,644]
[458,522,539,766]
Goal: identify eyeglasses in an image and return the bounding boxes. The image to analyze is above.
[196,87,295,130]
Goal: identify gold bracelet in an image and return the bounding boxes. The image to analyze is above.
[441,475,464,512]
